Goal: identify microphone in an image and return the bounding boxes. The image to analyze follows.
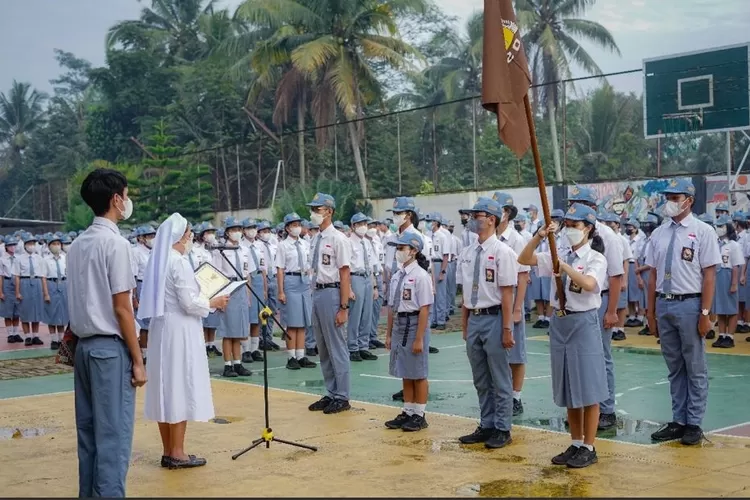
[210,245,241,251]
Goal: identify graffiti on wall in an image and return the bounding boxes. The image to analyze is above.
[570,178,691,220]
[705,175,750,215]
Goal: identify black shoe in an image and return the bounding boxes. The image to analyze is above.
[206,345,212,356]
[434,324,446,331]
[551,445,580,465]
[385,412,411,429]
[485,429,512,449]
[12,334,23,343]
[350,351,362,362]
[286,357,301,370]
[241,351,254,363]
[738,324,750,333]
[392,390,404,401]
[251,350,264,362]
[31,337,43,345]
[680,425,704,445]
[624,318,638,327]
[430,323,437,329]
[24,337,32,346]
[370,339,386,349]
[458,426,495,444]
[167,455,207,470]
[711,336,727,348]
[542,319,550,328]
[162,454,195,468]
[7,334,17,343]
[359,350,378,361]
[532,319,545,329]
[233,363,252,376]
[513,398,524,416]
[524,313,531,322]
[651,422,685,442]
[305,348,317,357]
[309,396,333,411]
[222,365,238,378]
[705,330,716,340]
[210,345,223,356]
[314,346,319,355]
[298,357,317,368]
[402,414,429,432]
[566,446,598,468]
[50,340,60,350]
[597,412,617,430]
[429,346,439,354]
[638,326,651,336]
[323,399,351,414]
[611,330,626,341]
[269,341,281,351]
[719,337,734,348]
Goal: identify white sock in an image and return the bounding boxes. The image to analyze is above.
[205,342,210,348]
[233,360,241,365]
[241,340,250,353]
[53,332,60,342]
[727,333,734,339]
[210,341,217,348]
[741,321,747,326]
[23,331,30,340]
[414,403,426,416]
[638,315,644,322]
[581,443,594,451]
[295,349,305,360]
[250,337,260,352]
[513,391,522,400]
[572,439,583,448]
[225,361,232,366]
[404,402,415,416]
[287,349,295,359]
[628,315,635,321]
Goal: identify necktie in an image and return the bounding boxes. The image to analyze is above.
[391,271,407,312]
[311,235,322,286]
[470,246,482,307]
[188,252,195,269]
[263,242,275,276]
[234,248,242,278]
[29,255,34,278]
[361,239,370,276]
[663,222,678,294]
[391,237,399,274]
[249,245,260,271]
[295,240,308,283]
[55,258,62,279]
[561,251,577,291]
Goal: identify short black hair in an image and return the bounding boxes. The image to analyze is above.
[81,168,128,216]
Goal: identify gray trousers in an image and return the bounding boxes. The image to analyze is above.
[305,323,317,349]
[370,273,384,342]
[447,260,457,314]
[466,311,513,431]
[264,276,278,342]
[656,297,709,426]
[347,275,372,352]
[597,291,616,414]
[313,287,350,400]
[74,335,135,498]
[431,263,448,325]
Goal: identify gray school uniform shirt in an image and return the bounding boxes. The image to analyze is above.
[67,217,137,338]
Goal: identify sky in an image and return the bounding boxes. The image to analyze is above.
[0,0,748,99]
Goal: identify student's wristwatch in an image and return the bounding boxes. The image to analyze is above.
[340,304,349,311]
[701,309,709,316]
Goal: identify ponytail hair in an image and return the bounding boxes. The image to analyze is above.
[586,222,605,254]
[726,222,738,241]
[415,251,430,272]
[409,210,419,228]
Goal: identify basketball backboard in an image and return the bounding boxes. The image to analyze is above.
[643,43,750,139]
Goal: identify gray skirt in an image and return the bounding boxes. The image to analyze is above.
[219,285,249,339]
[627,263,642,304]
[248,273,263,325]
[713,267,739,316]
[135,281,151,330]
[549,309,608,409]
[281,274,312,328]
[509,313,527,364]
[0,278,19,318]
[389,313,429,380]
[203,311,220,329]
[18,278,45,323]
[44,279,69,326]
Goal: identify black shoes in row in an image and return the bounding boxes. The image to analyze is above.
[651,422,704,446]
[222,363,251,378]
[7,335,42,346]
[286,357,317,370]
[308,395,351,414]
[385,412,428,432]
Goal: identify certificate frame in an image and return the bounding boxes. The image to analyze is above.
[194,262,235,301]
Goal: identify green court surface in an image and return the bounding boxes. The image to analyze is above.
[5,330,748,446]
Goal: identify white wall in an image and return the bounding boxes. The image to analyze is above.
[214,207,274,226]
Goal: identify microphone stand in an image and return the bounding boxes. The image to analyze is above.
[215,246,318,457]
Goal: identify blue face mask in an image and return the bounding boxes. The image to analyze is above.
[467,219,481,234]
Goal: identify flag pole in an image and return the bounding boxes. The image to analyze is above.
[522,94,566,309]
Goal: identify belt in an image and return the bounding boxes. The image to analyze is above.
[468,305,501,316]
[136,279,143,283]
[628,260,635,263]
[2,276,10,279]
[230,277,244,282]
[601,289,609,295]
[285,272,302,276]
[554,309,584,318]
[80,334,119,341]
[48,278,66,282]
[431,259,443,263]
[19,276,34,279]
[315,282,340,290]
[658,293,701,301]
[351,272,369,277]
[397,311,420,317]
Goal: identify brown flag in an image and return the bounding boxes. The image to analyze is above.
[481,0,532,158]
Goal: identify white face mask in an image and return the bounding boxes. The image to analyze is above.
[289,226,302,238]
[566,228,586,247]
[393,214,407,227]
[366,228,378,238]
[245,228,257,239]
[144,238,154,249]
[355,225,367,237]
[418,221,426,232]
[259,232,271,242]
[25,244,36,254]
[227,231,241,242]
[62,244,70,253]
[183,239,193,255]
[204,233,216,244]
[117,195,133,221]
[396,249,412,263]
[49,244,61,255]
[310,212,325,226]
[662,200,686,218]
[715,226,727,238]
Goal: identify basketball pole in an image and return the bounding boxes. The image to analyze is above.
[727,132,732,203]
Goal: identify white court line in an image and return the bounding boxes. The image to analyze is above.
[0,347,49,354]
[0,390,73,401]
[359,373,552,383]
[709,421,750,434]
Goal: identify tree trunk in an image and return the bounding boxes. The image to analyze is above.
[297,98,306,185]
[347,121,368,198]
[432,112,438,191]
[220,148,232,212]
[547,98,563,183]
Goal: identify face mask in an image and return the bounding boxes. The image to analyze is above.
[204,233,216,244]
[227,231,241,242]
[396,249,412,264]
[366,228,378,238]
[625,228,635,235]
[461,218,468,226]
[259,232,271,242]
[662,200,686,218]
[715,226,727,238]
[117,195,133,221]
[355,226,367,237]
[62,245,69,253]
[566,228,587,247]
[25,244,36,254]
[514,223,523,232]
[49,244,61,255]
[289,226,302,238]
[467,219,481,234]
[244,229,257,239]
[393,214,407,227]
[144,238,154,249]
[310,212,325,226]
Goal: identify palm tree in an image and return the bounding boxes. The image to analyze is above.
[0,81,46,170]
[515,0,620,182]
[236,0,426,198]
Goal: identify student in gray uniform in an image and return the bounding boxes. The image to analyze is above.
[196,222,222,356]
[14,234,49,346]
[239,218,266,363]
[456,198,518,449]
[425,212,450,330]
[518,203,608,469]
[711,215,742,348]
[384,232,433,432]
[305,221,320,357]
[307,193,353,414]
[347,212,378,361]
[0,236,21,343]
[257,221,281,351]
[366,218,386,350]
[446,220,459,316]
[646,178,720,446]
[44,234,68,350]
[67,168,146,497]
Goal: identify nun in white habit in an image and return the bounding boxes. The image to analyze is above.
[138,213,229,470]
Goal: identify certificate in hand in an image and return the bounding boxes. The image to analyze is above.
[194,262,245,302]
